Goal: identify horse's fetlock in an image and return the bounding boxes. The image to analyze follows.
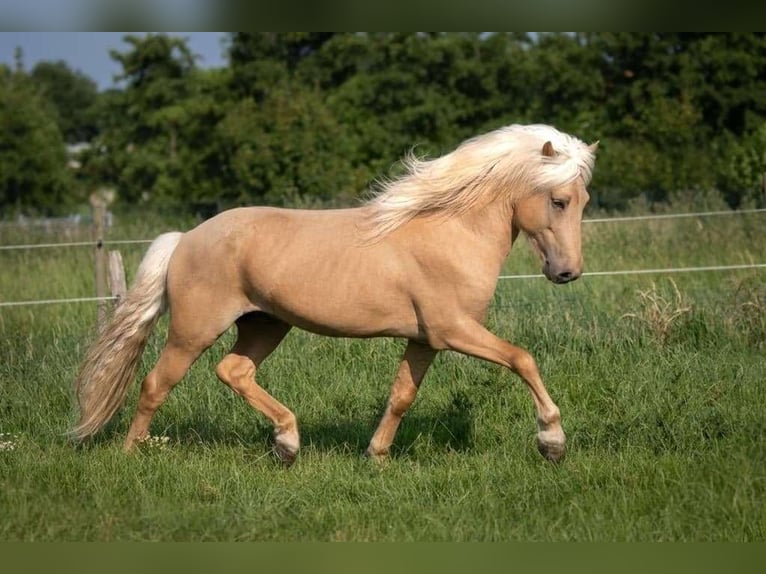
[276,412,298,435]
[538,405,561,427]
[365,442,390,460]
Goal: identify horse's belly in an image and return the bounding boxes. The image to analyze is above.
[226,207,420,338]
[264,282,419,339]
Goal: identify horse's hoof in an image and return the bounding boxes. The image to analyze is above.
[273,431,299,467]
[537,430,566,463]
[273,441,298,467]
[363,446,389,464]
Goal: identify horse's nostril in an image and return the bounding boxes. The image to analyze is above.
[556,271,575,283]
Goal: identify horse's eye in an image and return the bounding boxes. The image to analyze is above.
[551,198,566,210]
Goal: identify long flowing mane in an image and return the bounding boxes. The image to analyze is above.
[363,124,596,239]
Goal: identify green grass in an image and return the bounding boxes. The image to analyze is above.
[1,209,765,541]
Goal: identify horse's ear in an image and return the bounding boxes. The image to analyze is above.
[542,141,555,157]
[588,141,600,154]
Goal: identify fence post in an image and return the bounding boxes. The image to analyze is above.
[90,192,108,331]
[108,250,127,304]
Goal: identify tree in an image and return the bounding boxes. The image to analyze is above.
[90,33,212,207]
[30,60,100,143]
[0,69,73,215]
[16,31,761,215]
[684,33,766,136]
[228,32,336,99]
[326,34,478,175]
[526,33,606,140]
[585,33,766,206]
[224,33,367,205]
[217,84,360,207]
[716,123,766,207]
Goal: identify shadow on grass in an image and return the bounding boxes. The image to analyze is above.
[72,389,476,459]
[161,411,475,459]
[299,408,475,458]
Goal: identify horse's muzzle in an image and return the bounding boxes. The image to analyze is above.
[553,270,580,284]
[543,261,582,284]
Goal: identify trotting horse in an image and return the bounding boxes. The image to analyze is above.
[72,123,597,464]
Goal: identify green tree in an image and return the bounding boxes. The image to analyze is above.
[217,84,360,207]
[229,32,336,99]
[716,124,766,207]
[326,33,479,174]
[90,33,227,209]
[0,68,73,215]
[587,33,726,205]
[30,60,100,143]
[527,33,605,139]
[224,33,364,206]
[65,32,766,214]
[683,33,766,136]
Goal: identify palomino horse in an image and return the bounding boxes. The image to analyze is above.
[72,124,597,464]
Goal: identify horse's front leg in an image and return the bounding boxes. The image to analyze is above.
[366,340,437,460]
[443,320,566,462]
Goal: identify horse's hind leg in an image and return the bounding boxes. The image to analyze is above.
[214,314,297,465]
[124,295,232,451]
[124,337,209,451]
[366,340,437,459]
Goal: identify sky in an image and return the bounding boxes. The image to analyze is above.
[0,32,229,90]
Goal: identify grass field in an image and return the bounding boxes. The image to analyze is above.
[1,202,764,541]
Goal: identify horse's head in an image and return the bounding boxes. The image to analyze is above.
[513,140,597,284]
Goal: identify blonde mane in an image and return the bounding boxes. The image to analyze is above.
[364,124,596,239]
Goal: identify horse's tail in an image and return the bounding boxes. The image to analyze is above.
[70,232,184,441]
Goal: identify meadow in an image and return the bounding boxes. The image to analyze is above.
[0,199,764,541]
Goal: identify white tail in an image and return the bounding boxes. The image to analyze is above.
[70,232,183,440]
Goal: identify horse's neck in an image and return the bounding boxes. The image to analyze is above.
[457,198,516,261]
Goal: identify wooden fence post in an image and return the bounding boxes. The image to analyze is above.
[90,193,109,331]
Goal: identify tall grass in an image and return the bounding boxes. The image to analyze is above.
[0,209,764,540]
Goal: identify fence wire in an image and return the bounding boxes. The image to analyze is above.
[1,207,764,252]
[1,208,765,308]
[2,262,764,308]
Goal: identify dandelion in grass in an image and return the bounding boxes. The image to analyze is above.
[136,435,171,451]
[0,432,19,452]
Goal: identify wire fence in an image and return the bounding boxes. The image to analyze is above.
[0,296,117,308]
[1,207,765,308]
[499,263,766,280]
[582,207,766,224]
[1,207,765,252]
[0,238,152,251]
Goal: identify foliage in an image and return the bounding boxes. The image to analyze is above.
[30,60,100,144]
[716,123,766,207]
[1,32,765,215]
[216,85,362,207]
[0,67,74,216]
